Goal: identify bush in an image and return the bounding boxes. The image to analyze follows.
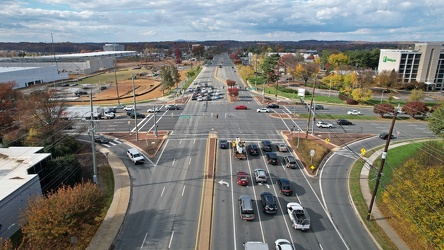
[346,98,358,105]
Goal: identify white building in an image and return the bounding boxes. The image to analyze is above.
[103,43,125,51]
[0,147,50,240]
[0,66,68,89]
[378,42,444,90]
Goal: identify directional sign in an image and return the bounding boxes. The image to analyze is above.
[361,148,366,156]
[179,115,191,119]
[218,180,229,187]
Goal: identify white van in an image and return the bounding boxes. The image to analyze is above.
[127,148,144,164]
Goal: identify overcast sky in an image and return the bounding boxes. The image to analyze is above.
[1,0,443,43]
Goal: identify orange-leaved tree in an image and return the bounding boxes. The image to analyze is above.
[20,182,105,249]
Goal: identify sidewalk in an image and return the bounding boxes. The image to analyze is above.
[360,143,410,250]
[87,148,130,250]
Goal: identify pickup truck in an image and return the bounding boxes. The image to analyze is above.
[287,202,310,231]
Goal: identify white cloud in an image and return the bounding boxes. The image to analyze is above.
[0,0,443,42]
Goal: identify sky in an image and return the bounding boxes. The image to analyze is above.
[1,0,444,43]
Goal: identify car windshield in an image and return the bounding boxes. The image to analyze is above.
[133,153,142,157]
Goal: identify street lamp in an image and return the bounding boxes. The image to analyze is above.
[297,129,301,148]
[380,89,387,103]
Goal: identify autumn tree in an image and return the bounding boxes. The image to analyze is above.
[402,101,429,118]
[191,44,205,58]
[278,54,297,76]
[376,69,398,88]
[409,89,424,101]
[427,105,444,137]
[237,65,255,83]
[226,79,236,88]
[354,70,375,88]
[327,53,348,68]
[159,65,175,92]
[373,103,395,117]
[20,182,105,249]
[382,142,444,249]
[351,88,372,103]
[0,82,21,138]
[294,63,319,85]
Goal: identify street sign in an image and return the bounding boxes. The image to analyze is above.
[179,115,191,119]
[325,138,330,144]
[298,88,305,97]
[310,149,315,156]
[361,148,366,156]
[310,165,315,170]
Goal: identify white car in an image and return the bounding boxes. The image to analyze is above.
[123,105,134,111]
[275,239,294,250]
[197,96,203,101]
[316,121,333,128]
[147,107,160,113]
[257,107,270,113]
[347,110,361,115]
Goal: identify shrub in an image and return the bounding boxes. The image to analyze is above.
[346,98,358,105]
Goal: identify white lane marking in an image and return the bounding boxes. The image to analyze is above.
[245,152,266,243]
[229,147,237,250]
[189,158,192,165]
[179,140,182,144]
[160,186,165,197]
[182,186,186,196]
[172,159,175,166]
[140,232,148,249]
[168,231,174,249]
[155,139,170,166]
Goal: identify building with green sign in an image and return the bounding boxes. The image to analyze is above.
[378,42,444,90]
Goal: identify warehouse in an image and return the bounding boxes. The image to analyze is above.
[0,51,136,89]
[0,66,68,89]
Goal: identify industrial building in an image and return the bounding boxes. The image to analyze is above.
[378,42,444,90]
[0,66,68,89]
[0,51,137,89]
[0,147,50,240]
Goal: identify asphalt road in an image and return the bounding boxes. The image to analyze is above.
[102,54,435,249]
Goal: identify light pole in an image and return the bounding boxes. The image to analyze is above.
[328,77,332,97]
[297,129,300,148]
[380,89,387,103]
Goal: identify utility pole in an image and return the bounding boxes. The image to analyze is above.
[114,60,120,106]
[367,112,398,221]
[89,91,98,183]
[132,75,139,141]
[305,75,317,138]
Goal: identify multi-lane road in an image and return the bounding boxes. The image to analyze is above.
[102,54,435,249]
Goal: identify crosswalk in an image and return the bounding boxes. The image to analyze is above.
[99,138,122,148]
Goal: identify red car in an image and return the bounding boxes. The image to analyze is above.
[237,171,249,186]
[235,105,248,110]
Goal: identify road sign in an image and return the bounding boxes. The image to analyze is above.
[310,165,315,170]
[361,148,366,156]
[325,138,330,144]
[310,149,315,156]
[179,115,191,119]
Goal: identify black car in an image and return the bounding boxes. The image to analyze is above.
[166,104,180,110]
[261,140,273,152]
[337,119,353,125]
[94,136,110,144]
[379,132,396,140]
[247,144,260,155]
[260,192,277,214]
[276,178,294,196]
[265,152,278,165]
[130,112,146,119]
[266,103,280,108]
[219,139,229,149]
[75,90,88,96]
[191,95,197,100]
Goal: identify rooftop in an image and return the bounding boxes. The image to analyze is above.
[0,147,50,201]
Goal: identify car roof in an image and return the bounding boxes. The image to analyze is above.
[278,178,290,184]
[285,155,296,160]
[267,152,277,156]
[262,140,271,144]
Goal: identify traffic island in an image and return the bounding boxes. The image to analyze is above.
[196,133,217,250]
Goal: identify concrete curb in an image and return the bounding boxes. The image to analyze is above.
[87,147,130,250]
